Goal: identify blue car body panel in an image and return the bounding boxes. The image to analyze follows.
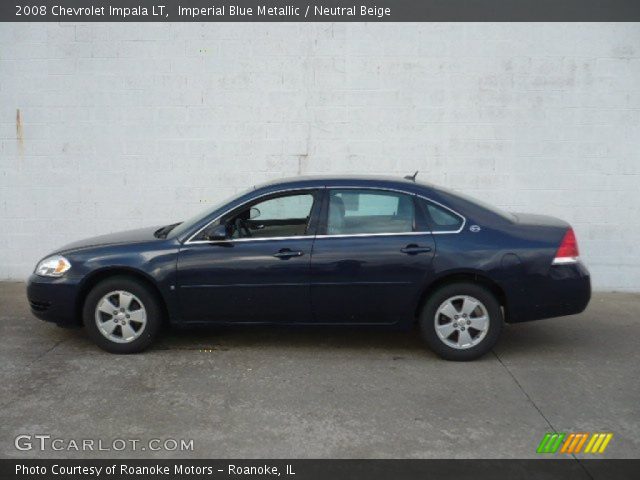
[26,176,591,328]
[177,236,315,324]
[309,233,436,324]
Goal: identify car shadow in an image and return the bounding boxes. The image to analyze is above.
[154,324,430,355]
[36,315,601,361]
[153,319,600,360]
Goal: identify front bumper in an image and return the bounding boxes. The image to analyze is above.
[26,274,82,327]
[507,261,591,323]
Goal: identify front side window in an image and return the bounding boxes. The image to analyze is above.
[326,189,415,235]
[226,192,315,239]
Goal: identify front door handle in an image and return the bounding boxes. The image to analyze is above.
[400,244,432,255]
[273,249,304,259]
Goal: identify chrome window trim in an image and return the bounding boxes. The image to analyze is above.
[188,235,312,245]
[184,185,467,245]
[317,231,432,239]
[186,231,435,245]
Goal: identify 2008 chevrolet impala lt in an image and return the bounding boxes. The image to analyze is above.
[27,175,590,360]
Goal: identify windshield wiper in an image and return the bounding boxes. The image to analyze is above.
[154,222,181,239]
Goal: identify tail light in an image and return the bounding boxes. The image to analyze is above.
[552,228,579,265]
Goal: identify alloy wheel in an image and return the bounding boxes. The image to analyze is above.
[434,295,490,349]
[94,290,147,344]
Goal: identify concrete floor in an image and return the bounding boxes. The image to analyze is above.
[0,282,638,459]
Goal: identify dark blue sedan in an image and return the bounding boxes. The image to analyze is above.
[27,176,590,360]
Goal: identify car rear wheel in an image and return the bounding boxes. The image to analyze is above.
[83,276,161,354]
[419,282,503,361]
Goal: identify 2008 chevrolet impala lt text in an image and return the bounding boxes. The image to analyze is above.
[26,176,590,360]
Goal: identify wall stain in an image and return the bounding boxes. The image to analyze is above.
[297,154,308,175]
[16,109,24,157]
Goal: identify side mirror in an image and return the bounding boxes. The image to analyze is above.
[250,207,261,219]
[202,224,229,241]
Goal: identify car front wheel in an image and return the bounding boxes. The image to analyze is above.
[83,276,161,354]
[419,282,503,361]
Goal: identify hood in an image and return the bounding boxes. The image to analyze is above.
[55,226,163,254]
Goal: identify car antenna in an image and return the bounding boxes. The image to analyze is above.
[404,171,419,182]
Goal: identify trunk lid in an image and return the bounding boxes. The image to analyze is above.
[511,212,570,229]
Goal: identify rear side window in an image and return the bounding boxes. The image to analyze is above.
[419,199,464,232]
[326,189,415,235]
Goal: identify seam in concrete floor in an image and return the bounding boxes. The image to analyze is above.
[0,337,68,412]
[492,350,595,479]
[492,350,555,430]
[31,338,67,364]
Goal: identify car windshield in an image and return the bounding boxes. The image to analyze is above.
[168,186,256,238]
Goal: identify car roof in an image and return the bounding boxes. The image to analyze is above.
[257,175,432,191]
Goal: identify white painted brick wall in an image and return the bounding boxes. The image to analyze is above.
[1,23,639,291]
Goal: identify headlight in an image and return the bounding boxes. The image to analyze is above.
[35,255,71,277]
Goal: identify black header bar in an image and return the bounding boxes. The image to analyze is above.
[2,459,640,480]
[2,0,640,22]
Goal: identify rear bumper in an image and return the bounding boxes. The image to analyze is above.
[26,274,82,327]
[506,261,591,323]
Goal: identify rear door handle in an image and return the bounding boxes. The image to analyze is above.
[273,249,304,259]
[401,244,432,255]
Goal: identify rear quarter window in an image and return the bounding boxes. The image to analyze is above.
[419,199,464,232]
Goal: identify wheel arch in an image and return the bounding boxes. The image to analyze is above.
[76,267,170,326]
[414,271,508,322]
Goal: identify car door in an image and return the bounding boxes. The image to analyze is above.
[310,188,435,325]
[177,189,321,324]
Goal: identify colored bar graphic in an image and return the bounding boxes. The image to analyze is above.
[561,433,589,454]
[537,433,553,453]
[572,433,589,453]
[536,433,566,453]
[560,434,575,453]
[585,433,614,454]
[584,434,598,453]
[597,433,613,453]
[538,432,613,455]
[591,434,606,453]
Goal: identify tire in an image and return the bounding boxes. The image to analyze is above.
[419,282,503,361]
[83,276,162,354]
